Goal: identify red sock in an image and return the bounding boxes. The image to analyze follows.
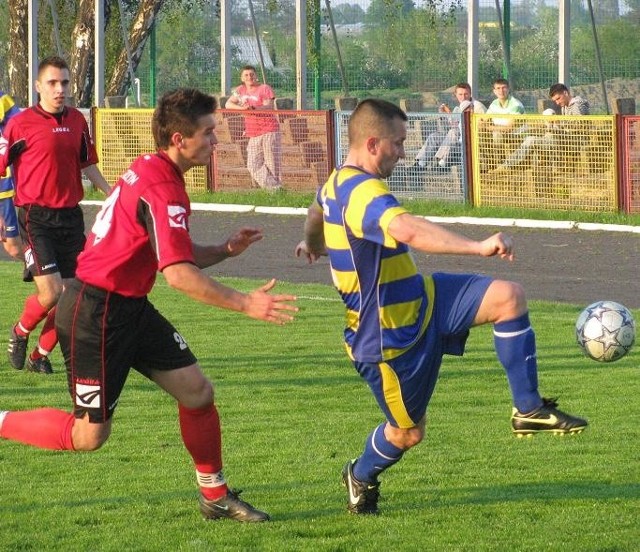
[179,403,228,500]
[17,295,50,334]
[36,306,58,356]
[0,408,75,450]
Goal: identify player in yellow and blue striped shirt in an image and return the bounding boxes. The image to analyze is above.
[0,90,22,259]
[296,98,588,515]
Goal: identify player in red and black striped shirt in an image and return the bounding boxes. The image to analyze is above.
[0,88,297,522]
[0,56,111,374]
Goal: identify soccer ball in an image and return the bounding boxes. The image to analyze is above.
[576,301,636,362]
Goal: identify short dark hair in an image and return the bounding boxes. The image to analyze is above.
[152,88,217,149]
[549,83,569,97]
[38,56,69,76]
[348,98,407,145]
[493,78,510,87]
[455,82,472,92]
[241,65,257,74]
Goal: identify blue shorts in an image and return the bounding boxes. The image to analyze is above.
[353,272,493,429]
[0,197,19,238]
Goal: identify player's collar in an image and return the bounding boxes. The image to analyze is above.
[155,150,185,180]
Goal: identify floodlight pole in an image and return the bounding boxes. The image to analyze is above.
[558,0,570,86]
[221,0,231,96]
[296,0,307,109]
[467,0,479,99]
[586,0,610,114]
[95,0,105,107]
[28,0,39,106]
[247,0,268,84]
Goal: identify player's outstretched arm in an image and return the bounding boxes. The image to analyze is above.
[388,213,514,261]
[162,262,297,324]
[82,164,112,196]
[295,202,326,264]
[192,227,263,268]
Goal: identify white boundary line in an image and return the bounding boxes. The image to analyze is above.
[80,201,640,234]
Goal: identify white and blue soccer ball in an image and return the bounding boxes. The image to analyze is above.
[576,301,636,362]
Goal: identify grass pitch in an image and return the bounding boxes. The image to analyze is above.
[0,264,638,551]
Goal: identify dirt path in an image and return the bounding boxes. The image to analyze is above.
[2,207,638,309]
[187,211,639,309]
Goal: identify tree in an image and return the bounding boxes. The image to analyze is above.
[4,0,168,107]
[7,0,28,106]
[69,0,98,106]
[105,0,166,98]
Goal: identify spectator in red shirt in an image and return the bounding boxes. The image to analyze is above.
[225,66,282,191]
[0,56,111,374]
[0,88,297,522]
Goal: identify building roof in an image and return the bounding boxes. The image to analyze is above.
[231,36,274,70]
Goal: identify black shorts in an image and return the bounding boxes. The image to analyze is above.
[56,278,198,423]
[18,204,86,280]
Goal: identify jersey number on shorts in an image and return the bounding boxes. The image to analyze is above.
[173,332,188,350]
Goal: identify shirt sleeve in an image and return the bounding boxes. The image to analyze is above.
[0,118,16,177]
[79,116,99,168]
[260,85,275,101]
[344,178,407,248]
[139,184,195,271]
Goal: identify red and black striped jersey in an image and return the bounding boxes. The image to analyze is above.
[76,151,195,297]
[0,104,98,208]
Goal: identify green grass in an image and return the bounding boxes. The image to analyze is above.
[0,265,638,551]
[85,188,640,226]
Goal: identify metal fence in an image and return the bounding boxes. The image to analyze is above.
[93,108,208,192]
[131,0,640,114]
[2,1,639,114]
[471,113,618,212]
[91,107,639,214]
[621,116,640,213]
[211,109,334,192]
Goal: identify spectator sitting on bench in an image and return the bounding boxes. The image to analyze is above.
[490,109,557,173]
[413,82,485,171]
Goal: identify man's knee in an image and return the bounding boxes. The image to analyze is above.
[35,276,64,308]
[386,424,425,450]
[192,379,214,408]
[492,280,528,317]
[179,376,214,410]
[72,419,112,451]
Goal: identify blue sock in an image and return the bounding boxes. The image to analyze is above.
[353,423,404,483]
[493,312,542,414]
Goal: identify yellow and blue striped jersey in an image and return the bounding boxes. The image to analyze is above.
[0,90,20,196]
[317,166,431,363]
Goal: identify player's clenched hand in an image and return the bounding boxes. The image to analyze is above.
[0,214,6,242]
[225,227,263,257]
[244,278,298,324]
[294,240,326,264]
[480,232,514,261]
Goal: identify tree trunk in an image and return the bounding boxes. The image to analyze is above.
[8,0,29,105]
[106,0,166,98]
[69,0,98,107]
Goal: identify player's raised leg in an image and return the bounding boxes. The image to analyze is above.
[475,279,588,436]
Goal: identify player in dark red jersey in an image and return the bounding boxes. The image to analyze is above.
[0,88,297,522]
[0,56,112,374]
